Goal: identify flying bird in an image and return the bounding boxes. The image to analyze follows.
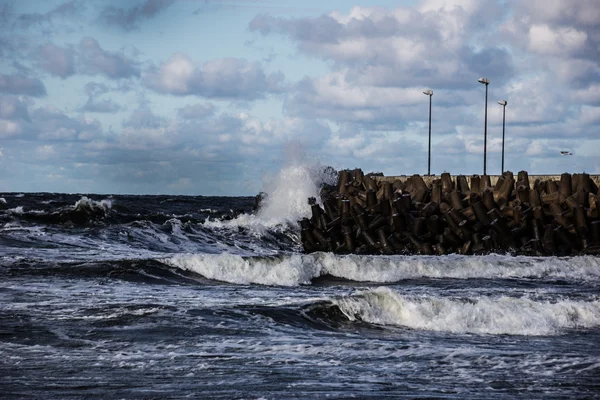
[560,151,573,156]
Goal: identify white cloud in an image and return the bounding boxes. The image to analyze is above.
[2,0,600,194]
[35,144,57,159]
[151,53,195,94]
[527,24,587,56]
[144,53,284,99]
[251,3,513,92]
[0,119,22,138]
[526,140,544,156]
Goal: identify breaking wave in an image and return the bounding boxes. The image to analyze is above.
[203,162,334,231]
[1,195,113,225]
[330,287,600,335]
[162,252,600,286]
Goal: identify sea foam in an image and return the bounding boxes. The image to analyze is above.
[165,254,320,286]
[333,287,600,335]
[7,206,24,215]
[162,252,600,286]
[74,196,112,212]
[203,160,334,233]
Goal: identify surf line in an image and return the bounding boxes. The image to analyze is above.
[299,169,600,257]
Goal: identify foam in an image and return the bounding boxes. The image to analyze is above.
[256,163,321,224]
[74,196,112,211]
[319,253,600,282]
[334,287,600,335]
[204,161,333,233]
[163,252,600,286]
[164,254,320,286]
[7,206,24,215]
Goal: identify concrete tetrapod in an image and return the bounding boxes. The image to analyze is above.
[299,169,600,256]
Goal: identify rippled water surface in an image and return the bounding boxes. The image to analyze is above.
[1,190,600,399]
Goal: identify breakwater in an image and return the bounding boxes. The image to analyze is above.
[299,170,600,256]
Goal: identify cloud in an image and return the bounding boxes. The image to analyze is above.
[80,82,121,113]
[0,96,29,139]
[31,106,103,141]
[99,0,174,31]
[0,96,31,120]
[81,98,121,113]
[31,38,140,80]
[144,53,284,99]
[502,0,600,87]
[36,42,76,78]
[248,1,599,151]
[2,0,599,194]
[0,96,33,139]
[122,105,166,130]
[15,0,84,29]
[34,144,58,160]
[0,73,47,96]
[249,2,512,89]
[283,72,423,128]
[78,37,140,79]
[282,71,487,133]
[515,0,600,28]
[0,119,24,138]
[84,82,109,97]
[84,104,331,170]
[177,103,217,119]
[45,102,334,194]
[527,24,587,56]
[0,3,11,25]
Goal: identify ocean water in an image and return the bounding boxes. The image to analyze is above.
[1,166,600,399]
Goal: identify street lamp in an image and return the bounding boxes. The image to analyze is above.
[423,89,433,176]
[498,100,507,174]
[478,77,490,175]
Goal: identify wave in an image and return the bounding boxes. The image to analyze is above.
[1,258,214,285]
[328,287,600,335]
[0,194,253,227]
[203,162,334,232]
[163,254,318,286]
[1,196,113,226]
[74,196,112,212]
[198,164,325,254]
[7,206,24,215]
[162,252,600,286]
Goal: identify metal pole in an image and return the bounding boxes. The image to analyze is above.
[483,83,488,176]
[501,104,506,174]
[428,94,432,176]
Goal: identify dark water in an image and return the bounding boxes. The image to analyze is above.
[1,191,600,399]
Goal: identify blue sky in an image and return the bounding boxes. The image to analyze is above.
[1,0,599,195]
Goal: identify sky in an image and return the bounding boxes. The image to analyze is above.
[0,0,599,195]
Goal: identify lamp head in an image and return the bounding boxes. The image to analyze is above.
[423,89,433,96]
[478,77,490,85]
[498,100,507,106]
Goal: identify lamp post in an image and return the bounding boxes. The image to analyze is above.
[423,89,433,176]
[498,100,507,174]
[478,78,490,175]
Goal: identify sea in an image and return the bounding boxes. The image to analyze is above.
[1,164,600,399]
